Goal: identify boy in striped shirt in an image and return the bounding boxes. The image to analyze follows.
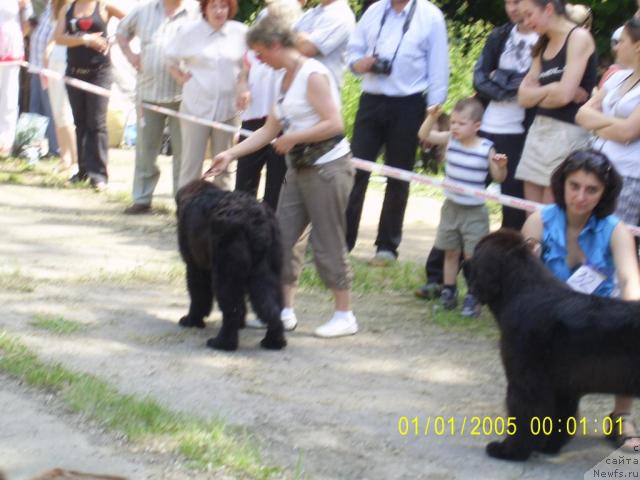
[418,97,507,316]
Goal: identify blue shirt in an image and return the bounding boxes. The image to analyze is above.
[346,0,449,103]
[541,204,619,298]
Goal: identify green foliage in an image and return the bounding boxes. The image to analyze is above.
[433,0,638,54]
[31,314,88,335]
[444,20,493,111]
[341,72,362,141]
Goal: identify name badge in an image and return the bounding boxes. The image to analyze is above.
[566,265,606,294]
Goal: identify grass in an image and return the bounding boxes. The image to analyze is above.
[299,255,423,295]
[0,332,282,479]
[30,313,88,335]
[75,262,186,286]
[0,269,36,293]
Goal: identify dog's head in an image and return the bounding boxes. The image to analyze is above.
[468,229,532,306]
[175,179,223,214]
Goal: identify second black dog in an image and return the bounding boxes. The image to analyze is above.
[176,180,286,351]
[468,229,640,461]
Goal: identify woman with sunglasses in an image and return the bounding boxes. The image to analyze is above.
[577,17,640,230]
[522,148,640,452]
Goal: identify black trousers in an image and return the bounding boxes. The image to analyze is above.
[479,130,527,230]
[235,118,286,212]
[423,247,469,286]
[346,92,426,257]
[66,67,112,183]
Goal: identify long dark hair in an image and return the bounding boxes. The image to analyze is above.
[530,0,568,58]
[625,15,640,43]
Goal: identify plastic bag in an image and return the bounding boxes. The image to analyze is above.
[13,113,50,162]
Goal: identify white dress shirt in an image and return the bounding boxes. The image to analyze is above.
[166,19,248,122]
[294,0,355,87]
[346,0,449,104]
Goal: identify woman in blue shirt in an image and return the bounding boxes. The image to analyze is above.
[522,148,640,451]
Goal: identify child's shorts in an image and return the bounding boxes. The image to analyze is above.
[434,199,489,256]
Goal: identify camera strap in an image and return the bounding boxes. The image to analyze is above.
[372,0,417,67]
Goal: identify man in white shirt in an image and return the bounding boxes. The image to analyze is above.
[345,0,449,264]
[293,0,355,87]
[117,0,199,214]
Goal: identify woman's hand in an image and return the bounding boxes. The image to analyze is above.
[236,89,250,111]
[273,134,297,155]
[83,33,108,54]
[204,151,234,178]
[573,86,589,105]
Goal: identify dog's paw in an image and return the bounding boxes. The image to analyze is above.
[486,440,530,461]
[206,335,238,351]
[260,334,287,350]
[179,315,206,329]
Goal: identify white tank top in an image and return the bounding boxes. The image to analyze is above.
[274,58,350,165]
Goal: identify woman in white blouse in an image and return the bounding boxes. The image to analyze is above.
[207,16,357,339]
[577,16,640,228]
[167,0,247,190]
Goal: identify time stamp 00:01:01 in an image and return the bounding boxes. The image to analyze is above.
[397,416,623,437]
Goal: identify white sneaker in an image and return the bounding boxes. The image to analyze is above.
[314,313,358,338]
[245,317,266,329]
[245,311,297,331]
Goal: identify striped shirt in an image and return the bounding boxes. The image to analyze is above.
[116,0,200,103]
[444,137,493,206]
[29,2,53,67]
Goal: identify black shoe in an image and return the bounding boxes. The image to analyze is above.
[414,282,442,300]
[439,287,458,310]
[123,203,152,215]
[460,293,481,317]
[68,172,87,184]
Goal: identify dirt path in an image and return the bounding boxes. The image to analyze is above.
[0,151,627,479]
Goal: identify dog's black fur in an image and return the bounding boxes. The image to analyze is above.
[176,180,286,351]
[468,229,640,461]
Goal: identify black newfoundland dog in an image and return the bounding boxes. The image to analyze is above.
[176,180,286,351]
[468,229,640,461]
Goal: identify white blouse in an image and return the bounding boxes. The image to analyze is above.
[166,19,247,122]
[0,0,26,60]
[593,69,640,179]
[274,58,350,165]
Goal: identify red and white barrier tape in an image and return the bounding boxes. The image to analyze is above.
[6,60,640,236]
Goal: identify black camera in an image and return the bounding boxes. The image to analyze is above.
[370,55,392,75]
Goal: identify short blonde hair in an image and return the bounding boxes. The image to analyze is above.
[247,14,295,48]
[565,4,593,29]
[266,0,302,28]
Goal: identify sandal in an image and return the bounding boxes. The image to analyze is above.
[606,412,640,453]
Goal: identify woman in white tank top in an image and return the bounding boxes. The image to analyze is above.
[208,15,358,339]
[577,17,640,228]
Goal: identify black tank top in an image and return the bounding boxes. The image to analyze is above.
[537,27,597,124]
[65,1,110,72]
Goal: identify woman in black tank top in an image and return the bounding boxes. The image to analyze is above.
[515,0,594,204]
[53,0,124,188]
[517,0,639,455]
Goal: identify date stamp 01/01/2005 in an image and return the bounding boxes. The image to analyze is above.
[397,416,624,437]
